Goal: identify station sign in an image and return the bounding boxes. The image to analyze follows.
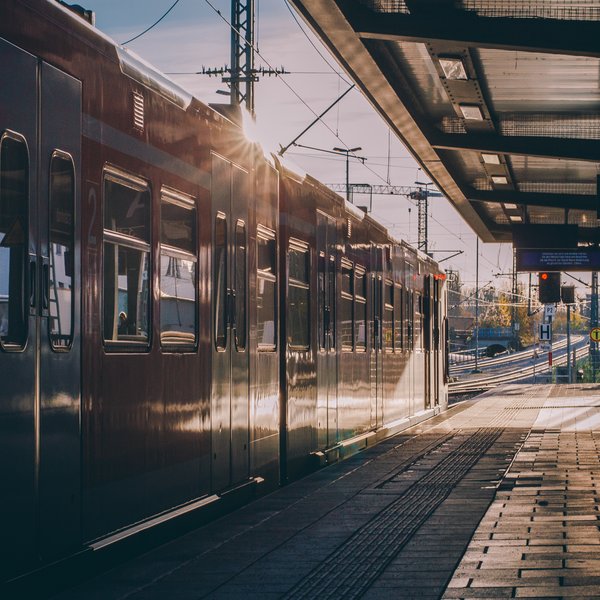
[516,248,600,272]
[539,323,552,341]
[591,328,600,343]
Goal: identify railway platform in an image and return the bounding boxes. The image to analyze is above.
[51,384,600,600]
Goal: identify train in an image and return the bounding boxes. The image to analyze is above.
[0,0,448,584]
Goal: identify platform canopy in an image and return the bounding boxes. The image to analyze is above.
[289,0,600,244]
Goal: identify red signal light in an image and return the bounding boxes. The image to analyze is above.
[538,272,560,303]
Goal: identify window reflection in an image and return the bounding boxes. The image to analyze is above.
[214,214,227,350]
[257,232,276,350]
[384,281,393,352]
[355,269,367,351]
[161,191,197,347]
[341,262,353,351]
[103,171,151,345]
[49,153,75,349]
[0,135,29,349]
[288,245,310,349]
[234,220,246,351]
[160,256,195,344]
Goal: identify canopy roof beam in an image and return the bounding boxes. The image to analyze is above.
[432,132,600,162]
[466,188,597,211]
[341,0,600,58]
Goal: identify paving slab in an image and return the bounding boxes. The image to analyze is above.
[46,384,600,600]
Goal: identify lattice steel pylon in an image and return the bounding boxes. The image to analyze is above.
[230,0,255,113]
[415,189,428,254]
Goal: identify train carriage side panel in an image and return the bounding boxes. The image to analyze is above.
[251,155,280,486]
[337,207,371,440]
[277,170,318,479]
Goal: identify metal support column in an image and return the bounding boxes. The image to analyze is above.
[592,271,599,381]
[511,248,518,350]
[472,236,481,373]
[567,304,571,383]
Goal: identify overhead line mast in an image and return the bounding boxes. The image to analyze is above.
[230,0,254,112]
[202,0,286,114]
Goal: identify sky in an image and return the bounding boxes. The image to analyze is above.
[85,0,524,292]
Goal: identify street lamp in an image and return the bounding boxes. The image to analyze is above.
[333,146,363,202]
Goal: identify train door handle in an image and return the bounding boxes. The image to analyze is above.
[228,289,236,329]
[41,257,50,316]
[29,255,37,315]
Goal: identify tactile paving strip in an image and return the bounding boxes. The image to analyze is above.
[284,427,507,600]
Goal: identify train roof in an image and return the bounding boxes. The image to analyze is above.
[29,2,442,274]
[35,1,249,128]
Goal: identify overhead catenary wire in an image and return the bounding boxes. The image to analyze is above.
[203,0,356,151]
[282,0,351,86]
[121,0,182,45]
[165,70,351,75]
[128,0,510,278]
[202,0,501,264]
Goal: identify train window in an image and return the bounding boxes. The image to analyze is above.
[0,134,28,350]
[384,280,393,352]
[257,228,276,351]
[406,290,413,350]
[318,253,335,351]
[160,189,197,348]
[415,292,422,350]
[394,285,403,351]
[103,170,151,346]
[234,220,246,351]
[288,242,310,349]
[49,152,75,350]
[355,268,367,351]
[423,283,431,352]
[433,280,440,352]
[318,253,326,350]
[328,256,335,347]
[340,261,353,351]
[214,213,227,350]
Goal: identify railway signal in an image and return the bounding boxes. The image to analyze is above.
[538,271,561,304]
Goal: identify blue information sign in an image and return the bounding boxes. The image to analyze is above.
[516,248,600,272]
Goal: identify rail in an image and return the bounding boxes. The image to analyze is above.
[449,336,578,374]
[449,336,586,395]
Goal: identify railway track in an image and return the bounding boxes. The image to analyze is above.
[449,337,586,395]
[449,336,576,376]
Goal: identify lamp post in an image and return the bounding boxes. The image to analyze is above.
[333,146,362,202]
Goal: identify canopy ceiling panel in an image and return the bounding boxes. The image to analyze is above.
[290,0,600,244]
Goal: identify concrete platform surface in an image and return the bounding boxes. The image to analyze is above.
[51,384,600,600]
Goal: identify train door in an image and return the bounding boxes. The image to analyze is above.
[38,62,82,564]
[423,275,432,409]
[433,277,441,406]
[211,155,249,491]
[0,43,81,581]
[370,246,383,428]
[407,287,415,415]
[316,211,337,448]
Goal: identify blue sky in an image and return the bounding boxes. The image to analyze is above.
[86,0,519,289]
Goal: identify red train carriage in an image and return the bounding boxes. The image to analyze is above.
[278,166,448,479]
[0,0,447,585]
